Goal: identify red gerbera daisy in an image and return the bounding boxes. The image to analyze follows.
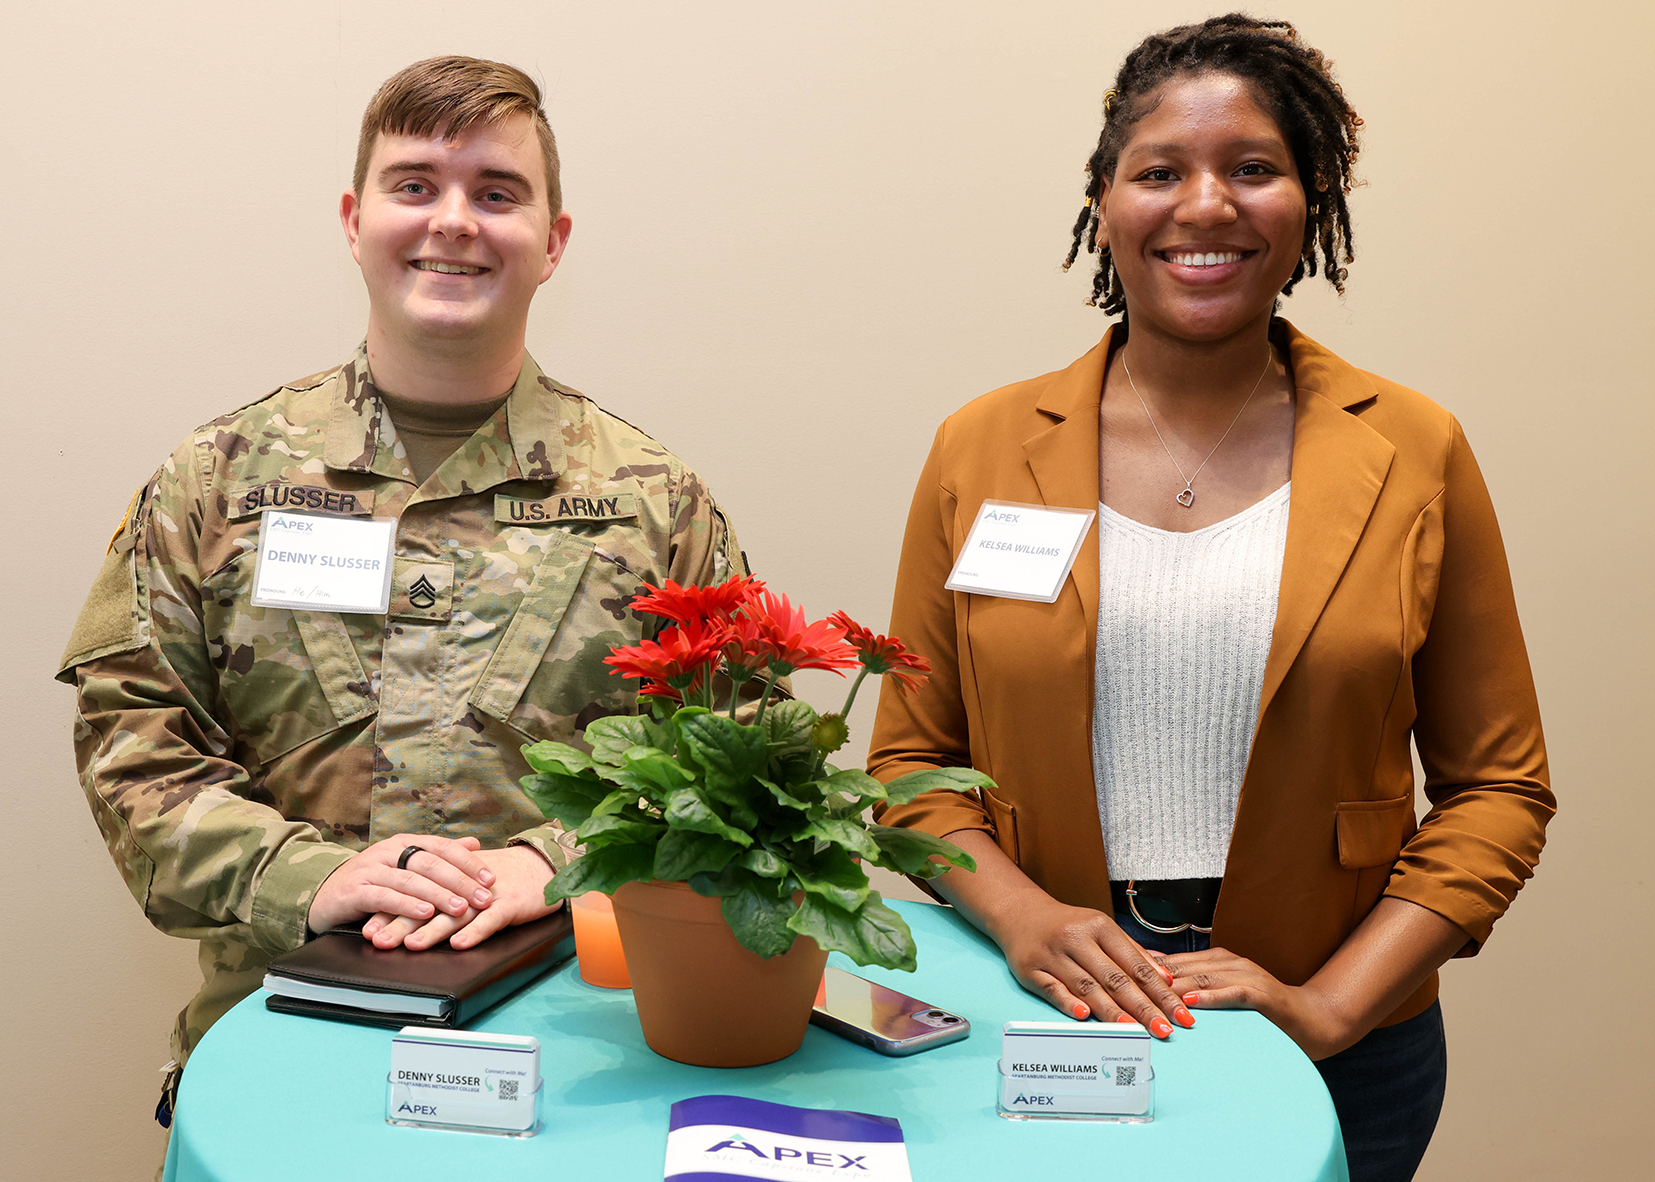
[604,618,732,689]
[827,611,932,694]
[719,613,773,680]
[630,576,766,626]
[738,592,859,677]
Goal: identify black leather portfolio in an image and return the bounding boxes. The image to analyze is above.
[263,909,575,1029]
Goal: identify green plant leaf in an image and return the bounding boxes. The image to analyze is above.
[521,741,599,776]
[622,748,696,794]
[664,788,754,847]
[678,711,769,810]
[722,885,800,959]
[652,828,743,881]
[793,845,871,911]
[544,843,656,902]
[687,863,751,898]
[880,766,996,806]
[582,716,654,765]
[867,825,978,877]
[814,792,863,821]
[821,767,887,803]
[574,813,662,848]
[590,787,645,817]
[757,777,813,812]
[790,815,880,861]
[772,753,821,793]
[738,848,787,878]
[519,770,609,828]
[763,699,818,760]
[787,894,916,971]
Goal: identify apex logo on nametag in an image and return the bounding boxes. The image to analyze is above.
[944,500,1096,604]
[391,558,455,621]
[495,492,637,525]
[250,510,398,614]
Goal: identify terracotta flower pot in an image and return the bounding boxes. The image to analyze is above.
[611,879,828,1067]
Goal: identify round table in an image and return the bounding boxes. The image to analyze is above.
[163,900,1347,1181]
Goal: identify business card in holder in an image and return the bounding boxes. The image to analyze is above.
[386,1073,544,1137]
[996,1020,1155,1123]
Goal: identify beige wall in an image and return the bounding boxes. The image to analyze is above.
[4,2,1649,1177]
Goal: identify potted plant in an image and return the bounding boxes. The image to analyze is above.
[518,576,984,1066]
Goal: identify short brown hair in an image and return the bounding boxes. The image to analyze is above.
[354,56,562,214]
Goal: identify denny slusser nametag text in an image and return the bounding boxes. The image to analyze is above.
[945,501,1095,603]
[251,510,398,615]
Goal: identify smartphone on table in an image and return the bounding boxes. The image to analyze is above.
[810,966,970,1056]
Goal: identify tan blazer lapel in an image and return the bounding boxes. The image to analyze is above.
[1256,327,1396,723]
[1023,330,1112,626]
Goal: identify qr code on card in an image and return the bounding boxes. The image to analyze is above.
[1114,1066,1137,1087]
[498,1078,519,1100]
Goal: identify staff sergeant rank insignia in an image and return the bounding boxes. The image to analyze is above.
[407,574,439,610]
[391,559,454,621]
[495,492,637,525]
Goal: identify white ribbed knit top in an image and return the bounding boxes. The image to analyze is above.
[1091,483,1290,880]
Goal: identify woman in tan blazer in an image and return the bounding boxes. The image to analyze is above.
[869,18,1550,1182]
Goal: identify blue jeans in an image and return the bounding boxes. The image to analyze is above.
[1115,909,1447,1182]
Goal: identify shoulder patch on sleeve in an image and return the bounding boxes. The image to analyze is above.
[63,480,154,678]
[58,544,148,679]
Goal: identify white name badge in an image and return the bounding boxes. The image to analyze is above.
[387,1028,541,1136]
[998,1021,1153,1121]
[945,500,1095,603]
[251,510,397,614]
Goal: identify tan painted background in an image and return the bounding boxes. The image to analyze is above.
[4,1,1649,1177]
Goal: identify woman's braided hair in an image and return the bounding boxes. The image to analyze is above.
[1064,14,1363,315]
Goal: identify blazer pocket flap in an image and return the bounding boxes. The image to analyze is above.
[1335,794,1415,869]
[979,785,1020,865]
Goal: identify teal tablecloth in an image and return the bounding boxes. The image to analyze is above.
[163,900,1346,1181]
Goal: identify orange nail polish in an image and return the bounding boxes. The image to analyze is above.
[1072,1002,1090,1020]
[1183,992,1201,1005]
[1174,1006,1195,1028]
[1150,1016,1174,1038]
[1116,1015,1137,1024]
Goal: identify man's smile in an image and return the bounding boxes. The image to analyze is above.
[411,260,489,275]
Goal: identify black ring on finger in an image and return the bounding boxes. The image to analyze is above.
[396,845,425,871]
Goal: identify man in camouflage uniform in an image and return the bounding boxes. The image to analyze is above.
[57,56,749,1107]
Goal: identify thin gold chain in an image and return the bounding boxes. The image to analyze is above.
[1121,346,1274,507]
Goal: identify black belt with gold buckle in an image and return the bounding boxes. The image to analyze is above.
[1110,878,1221,935]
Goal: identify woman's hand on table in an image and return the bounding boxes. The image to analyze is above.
[995,897,1195,1038]
[1158,947,1355,1060]
[927,829,1192,1038]
[362,845,564,951]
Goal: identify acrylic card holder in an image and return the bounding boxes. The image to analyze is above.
[998,1020,1154,1122]
[386,1027,542,1136]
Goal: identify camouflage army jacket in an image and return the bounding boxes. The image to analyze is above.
[59,348,748,1061]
